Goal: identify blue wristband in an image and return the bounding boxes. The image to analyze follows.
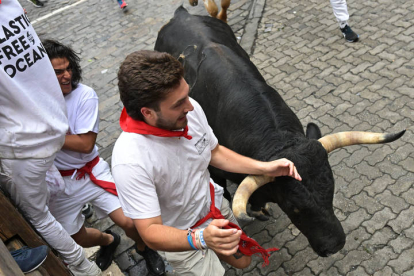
[187,232,197,250]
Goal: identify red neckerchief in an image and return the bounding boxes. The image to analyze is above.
[192,183,279,267]
[59,156,117,196]
[120,107,192,140]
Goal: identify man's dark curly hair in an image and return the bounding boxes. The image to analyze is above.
[118,50,184,121]
[42,39,82,89]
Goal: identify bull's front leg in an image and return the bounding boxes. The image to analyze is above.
[217,0,230,22]
[250,202,272,221]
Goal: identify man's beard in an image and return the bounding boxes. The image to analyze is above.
[155,114,187,130]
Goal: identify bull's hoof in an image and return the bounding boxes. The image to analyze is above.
[189,0,198,6]
[237,212,255,225]
[256,214,270,221]
[250,210,270,221]
[262,203,273,216]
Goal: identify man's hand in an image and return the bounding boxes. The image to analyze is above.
[264,158,302,181]
[203,219,241,256]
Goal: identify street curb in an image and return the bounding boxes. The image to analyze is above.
[240,0,266,55]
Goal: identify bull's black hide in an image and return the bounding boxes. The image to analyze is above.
[154,7,394,257]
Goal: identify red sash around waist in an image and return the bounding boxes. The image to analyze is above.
[191,183,278,267]
[59,156,118,196]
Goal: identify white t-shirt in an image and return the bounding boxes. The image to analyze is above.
[0,0,68,159]
[112,98,224,230]
[54,83,99,170]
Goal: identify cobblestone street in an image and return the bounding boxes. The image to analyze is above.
[18,0,414,274]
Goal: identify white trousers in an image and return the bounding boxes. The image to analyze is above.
[330,0,349,26]
[49,158,121,235]
[159,198,239,276]
[0,156,85,266]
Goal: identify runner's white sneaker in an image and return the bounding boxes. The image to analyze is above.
[68,258,101,276]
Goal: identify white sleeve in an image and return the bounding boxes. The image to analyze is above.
[113,163,161,220]
[74,97,99,134]
[191,99,218,150]
[207,124,218,150]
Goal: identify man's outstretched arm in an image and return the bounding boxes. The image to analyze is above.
[209,144,302,181]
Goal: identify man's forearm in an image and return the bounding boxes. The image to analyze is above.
[209,144,265,175]
[209,144,302,180]
[134,221,192,252]
[62,132,97,153]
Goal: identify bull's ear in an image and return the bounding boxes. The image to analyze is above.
[306,122,322,139]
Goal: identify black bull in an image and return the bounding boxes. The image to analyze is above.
[154,7,405,257]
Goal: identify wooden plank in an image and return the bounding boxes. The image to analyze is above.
[0,239,25,276]
[0,191,71,276]
[27,266,49,276]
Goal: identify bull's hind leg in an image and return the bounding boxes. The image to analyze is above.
[217,0,230,22]
[203,0,218,18]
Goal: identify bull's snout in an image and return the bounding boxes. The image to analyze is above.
[316,237,346,257]
[308,219,346,257]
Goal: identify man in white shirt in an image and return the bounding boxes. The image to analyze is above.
[112,50,302,275]
[43,39,165,275]
[0,1,99,275]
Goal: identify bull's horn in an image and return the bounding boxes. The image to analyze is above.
[318,130,406,153]
[232,175,275,223]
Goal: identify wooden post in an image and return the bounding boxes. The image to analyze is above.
[0,239,25,276]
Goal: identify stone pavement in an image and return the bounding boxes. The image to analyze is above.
[19,0,414,274]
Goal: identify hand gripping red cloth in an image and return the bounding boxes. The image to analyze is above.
[119,107,192,140]
[191,183,278,267]
[59,156,118,196]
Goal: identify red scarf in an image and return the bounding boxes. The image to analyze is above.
[192,183,278,267]
[59,156,118,196]
[120,107,192,140]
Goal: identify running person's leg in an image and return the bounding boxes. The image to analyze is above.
[0,157,99,275]
[116,0,127,9]
[330,0,359,42]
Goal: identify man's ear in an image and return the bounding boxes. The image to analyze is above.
[141,107,154,119]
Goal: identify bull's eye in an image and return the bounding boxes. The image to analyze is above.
[293,208,300,213]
